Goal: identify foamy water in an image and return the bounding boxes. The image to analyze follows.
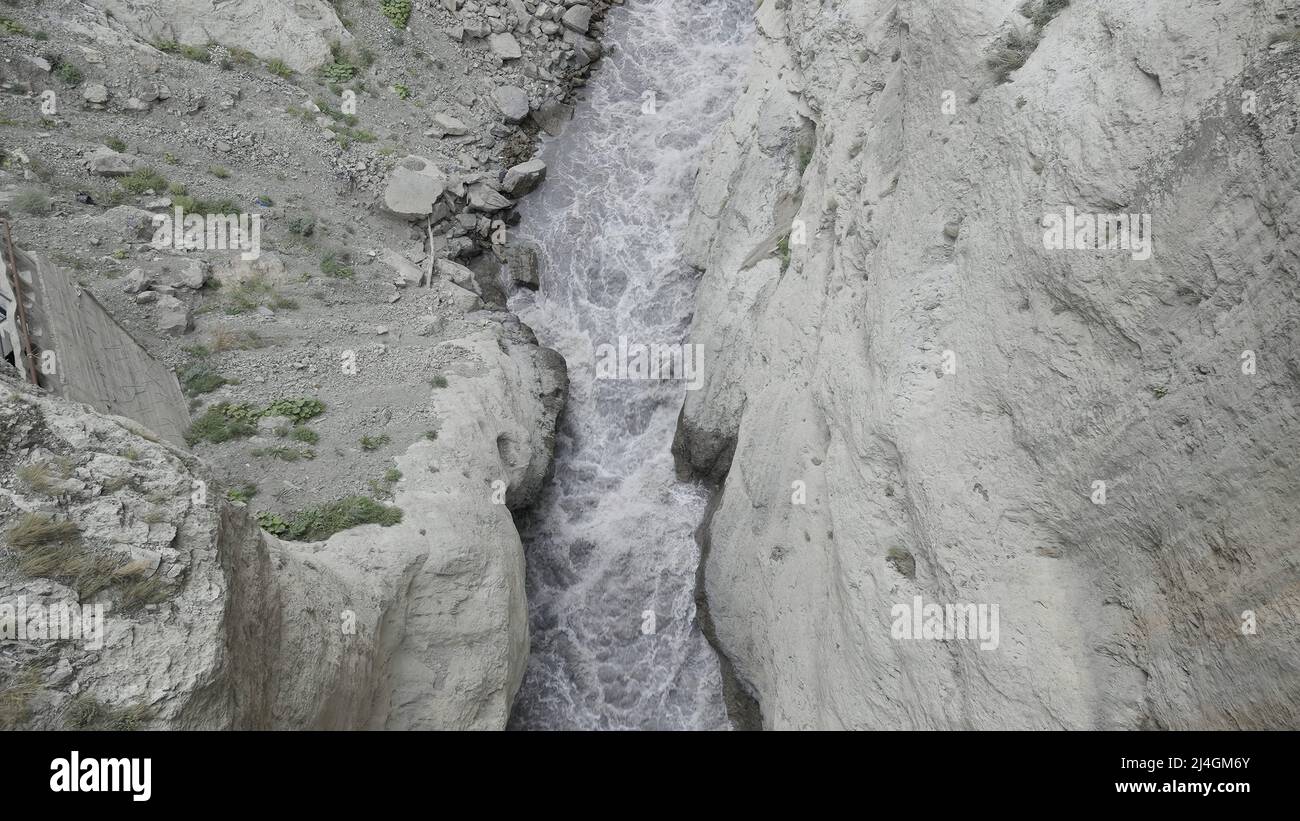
[506,0,753,730]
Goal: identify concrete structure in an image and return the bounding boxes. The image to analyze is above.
[0,239,189,445]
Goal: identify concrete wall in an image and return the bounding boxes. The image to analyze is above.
[4,245,189,445]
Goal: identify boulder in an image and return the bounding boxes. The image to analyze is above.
[155,294,192,336]
[383,156,449,219]
[501,159,547,197]
[561,4,592,33]
[87,148,143,177]
[489,32,522,60]
[492,85,530,123]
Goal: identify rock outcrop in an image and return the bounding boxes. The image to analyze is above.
[678,0,1300,729]
[0,305,566,729]
[89,0,350,72]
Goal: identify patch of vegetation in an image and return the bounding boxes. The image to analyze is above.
[287,425,319,444]
[221,274,298,314]
[424,430,438,441]
[331,126,379,149]
[429,375,448,389]
[256,496,403,542]
[381,0,413,28]
[776,235,791,272]
[179,362,227,397]
[266,58,294,78]
[0,669,42,730]
[17,458,73,495]
[288,215,317,237]
[104,136,127,152]
[320,250,355,278]
[208,164,230,179]
[359,433,390,452]
[226,483,258,503]
[5,512,79,549]
[987,26,1039,84]
[154,40,211,62]
[393,83,411,100]
[264,397,326,423]
[321,59,358,84]
[251,445,315,462]
[119,576,173,610]
[989,1,1069,83]
[64,695,152,730]
[0,16,29,36]
[6,515,153,600]
[12,188,49,214]
[187,397,325,445]
[208,326,264,352]
[118,168,169,195]
[171,193,239,216]
[185,404,258,445]
[1149,384,1169,399]
[53,61,82,86]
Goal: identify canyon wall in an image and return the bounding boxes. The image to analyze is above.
[678,0,1300,729]
[0,312,564,729]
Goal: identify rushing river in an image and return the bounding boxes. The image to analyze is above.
[506,0,753,730]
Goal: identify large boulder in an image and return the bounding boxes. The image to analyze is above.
[383,156,450,219]
[492,85,530,123]
[501,159,547,197]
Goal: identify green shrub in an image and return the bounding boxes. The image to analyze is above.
[381,0,413,28]
[119,168,169,195]
[288,426,319,444]
[429,375,448,388]
[12,189,49,214]
[260,58,290,78]
[53,61,82,86]
[265,397,326,423]
[320,251,354,278]
[179,362,227,396]
[185,404,258,445]
[104,137,127,152]
[256,496,403,541]
[359,433,390,451]
[226,482,258,503]
[393,83,411,100]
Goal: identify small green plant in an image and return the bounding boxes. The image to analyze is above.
[321,60,357,84]
[320,251,354,278]
[288,215,317,237]
[776,235,791,272]
[119,168,169,195]
[171,193,238,215]
[104,136,127,152]
[179,362,227,396]
[185,404,258,445]
[429,375,448,389]
[384,467,402,483]
[987,26,1038,83]
[360,433,390,451]
[1149,384,1169,399]
[266,58,293,78]
[381,0,413,28]
[251,445,315,462]
[424,430,438,441]
[256,496,403,541]
[12,189,49,214]
[17,458,73,495]
[208,165,230,179]
[393,83,411,100]
[0,17,29,36]
[288,425,319,444]
[54,61,82,86]
[226,482,258,503]
[264,397,326,423]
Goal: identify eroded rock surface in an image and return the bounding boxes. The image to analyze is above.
[678,0,1300,729]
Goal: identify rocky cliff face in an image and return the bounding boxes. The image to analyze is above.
[0,311,564,729]
[678,0,1300,729]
